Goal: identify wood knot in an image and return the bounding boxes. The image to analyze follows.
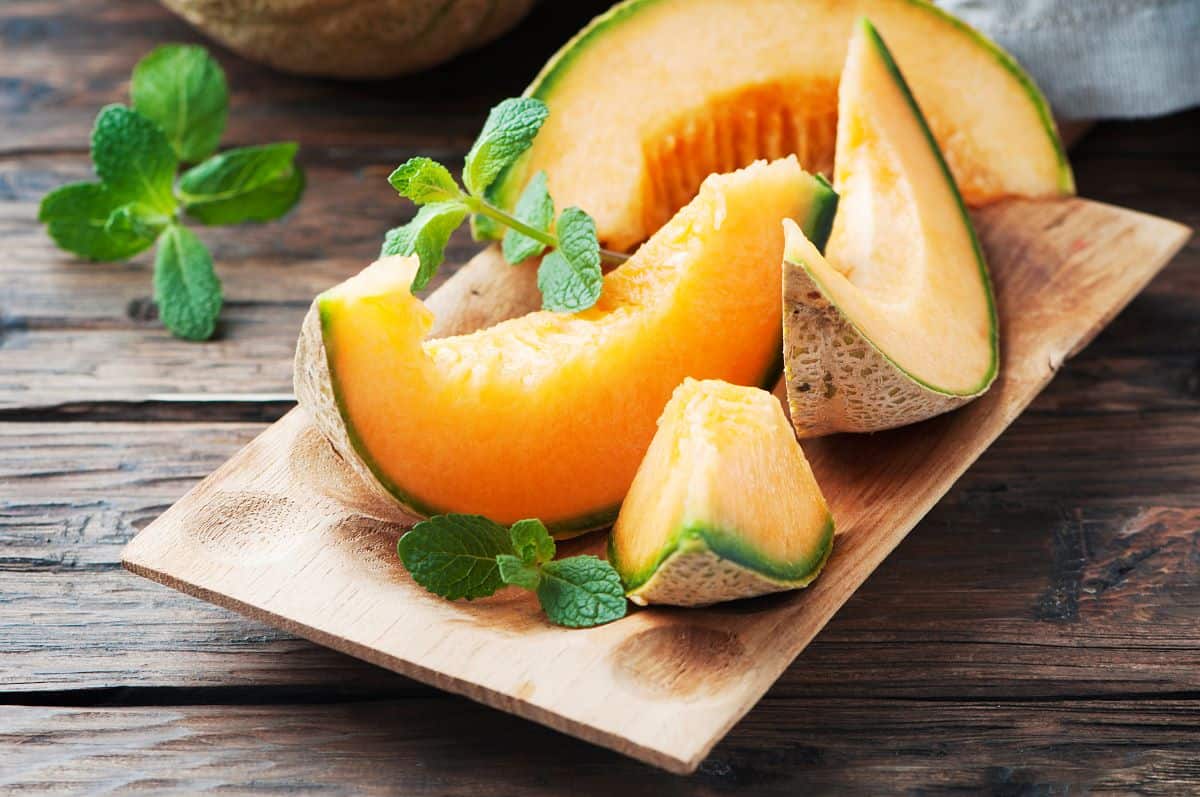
[181,491,305,562]
[126,297,158,322]
[329,514,405,579]
[612,624,744,699]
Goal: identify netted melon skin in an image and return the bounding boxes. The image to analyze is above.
[163,0,537,78]
[783,262,991,437]
[627,536,831,608]
[294,303,421,523]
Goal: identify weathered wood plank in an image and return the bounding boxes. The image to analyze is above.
[2,417,1200,697]
[2,698,1199,794]
[0,153,481,411]
[0,0,615,154]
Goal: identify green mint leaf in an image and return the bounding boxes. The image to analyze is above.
[537,556,627,628]
[501,171,554,264]
[154,225,222,341]
[106,202,170,241]
[537,207,602,312]
[39,182,157,261]
[389,157,461,205]
[397,514,515,600]
[380,200,469,292]
[131,44,229,163]
[91,104,178,213]
[496,554,542,591]
[509,518,555,566]
[178,142,304,225]
[463,97,549,196]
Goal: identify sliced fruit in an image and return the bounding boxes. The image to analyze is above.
[782,19,997,436]
[484,0,1071,252]
[610,378,833,607]
[295,157,837,533]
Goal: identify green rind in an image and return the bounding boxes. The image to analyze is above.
[805,173,839,253]
[612,515,835,595]
[481,0,1072,236]
[786,18,998,399]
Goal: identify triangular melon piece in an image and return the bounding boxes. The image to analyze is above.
[782,19,998,436]
[610,378,833,607]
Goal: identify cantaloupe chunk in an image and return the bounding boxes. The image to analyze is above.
[610,378,833,607]
[295,157,837,534]
[485,0,1072,251]
[782,19,997,435]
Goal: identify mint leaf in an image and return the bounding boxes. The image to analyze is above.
[502,171,554,264]
[510,518,555,566]
[463,97,549,196]
[497,554,542,591]
[91,104,178,214]
[106,202,170,241]
[154,224,222,341]
[381,200,469,292]
[537,556,627,628]
[178,142,304,225]
[537,207,602,312]
[132,44,228,163]
[398,514,515,600]
[389,157,461,205]
[39,182,157,261]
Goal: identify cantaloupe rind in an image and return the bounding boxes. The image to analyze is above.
[615,520,834,607]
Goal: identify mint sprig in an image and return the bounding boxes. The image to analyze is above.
[397,514,628,628]
[383,96,627,311]
[37,44,304,341]
[132,43,228,164]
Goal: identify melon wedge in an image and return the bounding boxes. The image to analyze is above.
[483,0,1071,252]
[782,19,997,436]
[610,378,833,607]
[295,157,837,533]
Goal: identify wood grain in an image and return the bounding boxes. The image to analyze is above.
[3,0,1200,789]
[120,197,1190,773]
[5,419,1200,698]
[5,698,1200,795]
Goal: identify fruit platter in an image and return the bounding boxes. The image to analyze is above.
[123,0,1190,773]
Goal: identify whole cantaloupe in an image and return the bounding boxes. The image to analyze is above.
[161,0,538,78]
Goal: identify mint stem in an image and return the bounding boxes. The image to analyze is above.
[467,196,629,266]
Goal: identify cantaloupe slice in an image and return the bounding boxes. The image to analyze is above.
[610,378,833,607]
[295,157,837,534]
[484,0,1072,252]
[782,20,997,436]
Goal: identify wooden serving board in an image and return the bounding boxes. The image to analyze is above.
[122,197,1189,775]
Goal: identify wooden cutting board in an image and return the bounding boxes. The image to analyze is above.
[122,197,1189,775]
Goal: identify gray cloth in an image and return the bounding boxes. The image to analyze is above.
[940,0,1200,119]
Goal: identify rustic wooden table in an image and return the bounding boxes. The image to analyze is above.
[2,1,1198,793]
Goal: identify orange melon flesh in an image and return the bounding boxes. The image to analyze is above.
[786,19,995,399]
[313,157,836,531]
[488,0,1072,252]
[611,378,833,607]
